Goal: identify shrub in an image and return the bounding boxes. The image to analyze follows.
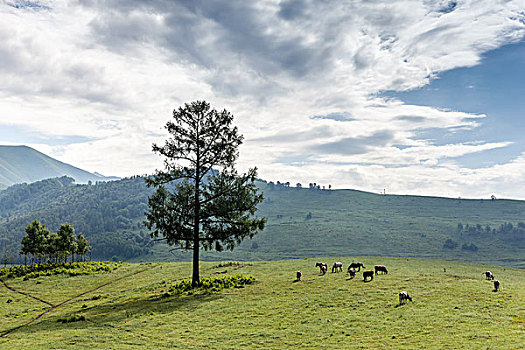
[461,243,479,252]
[162,274,255,296]
[0,261,122,280]
[57,315,85,323]
[443,239,458,250]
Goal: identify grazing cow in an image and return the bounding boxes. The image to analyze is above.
[483,271,494,280]
[315,262,328,274]
[332,262,343,273]
[348,267,356,279]
[399,291,413,304]
[363,270,374,282]
[349,262,365,272]
[374,265,388,275]
[493,280,501,292]
[296,271,302,281]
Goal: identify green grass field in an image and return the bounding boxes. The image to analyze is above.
[1,258,523,349]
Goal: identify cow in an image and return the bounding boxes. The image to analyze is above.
[332,262,343,273]
[315,262,328,274]
[493,280,501,292]
[363,270,374,282]
[374,265,388,275]
[348,262,365,272]
[348,267,356,279]
[399,291,413,304]
[296,271,302,281]
[483,271,494,280]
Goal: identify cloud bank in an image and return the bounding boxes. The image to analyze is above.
[1,0,525,198]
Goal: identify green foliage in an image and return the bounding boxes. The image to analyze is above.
[0,261,121,280]
[0,176,151,262]
[19,220,89,263]
[160,274,255,296]
[457,221,525,241]
[461,243,479,252]
[443,239,458,250]
[57,315,86,323]
[212,261,244,268]
[145,100,266,285]
[20,220,50,258]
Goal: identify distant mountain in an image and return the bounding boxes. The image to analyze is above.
[0,145,119,188]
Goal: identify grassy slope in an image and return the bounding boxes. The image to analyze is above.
[1,258,523,349]
[149,186,525,268]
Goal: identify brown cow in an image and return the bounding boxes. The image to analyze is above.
[349,262,365,272]
[316,262,328,274]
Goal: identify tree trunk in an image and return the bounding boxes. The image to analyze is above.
[192,179,201,287]
[192,236,200,287]
[192,137,201,288]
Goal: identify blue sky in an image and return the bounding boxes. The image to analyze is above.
[385,41,525,169]
[1,0,525,199]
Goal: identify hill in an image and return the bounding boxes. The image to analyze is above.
[0,177,524,267]
[0,145,118,189]
[0,258,524,349]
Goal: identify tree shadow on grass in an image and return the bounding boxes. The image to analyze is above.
[10,292,224,337]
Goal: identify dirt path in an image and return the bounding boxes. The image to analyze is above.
[0,279,54,307]
[0,266,154,338]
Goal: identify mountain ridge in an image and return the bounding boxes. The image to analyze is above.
[0,145,118,188]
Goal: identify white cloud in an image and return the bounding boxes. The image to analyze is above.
[0,0,524,197]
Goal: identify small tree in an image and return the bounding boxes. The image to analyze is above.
[46,233,60,263]
[76,233,91,261]
[145,100,266,286]
[57,223,77,263]
[20,220,50,264]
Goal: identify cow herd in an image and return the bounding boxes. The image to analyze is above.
[295,262,503,304]
[313,260,408,304]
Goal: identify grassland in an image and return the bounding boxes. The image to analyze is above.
[147,186,525,268]
[1,258,523,349]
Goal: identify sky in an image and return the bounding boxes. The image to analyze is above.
[1,0,525,199]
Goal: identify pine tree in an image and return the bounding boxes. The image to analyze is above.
[145,101,266,286]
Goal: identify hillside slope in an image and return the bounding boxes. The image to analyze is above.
[0,177,524,267]
[0,145,117,189]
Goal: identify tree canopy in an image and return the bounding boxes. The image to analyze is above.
[20,220,91,264]
[145,100,266,286]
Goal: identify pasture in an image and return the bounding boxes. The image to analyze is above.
[1,257,524,349]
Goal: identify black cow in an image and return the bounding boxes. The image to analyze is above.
[363,270,374,282]
[399,291,413,304]
[374,265,388,275]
